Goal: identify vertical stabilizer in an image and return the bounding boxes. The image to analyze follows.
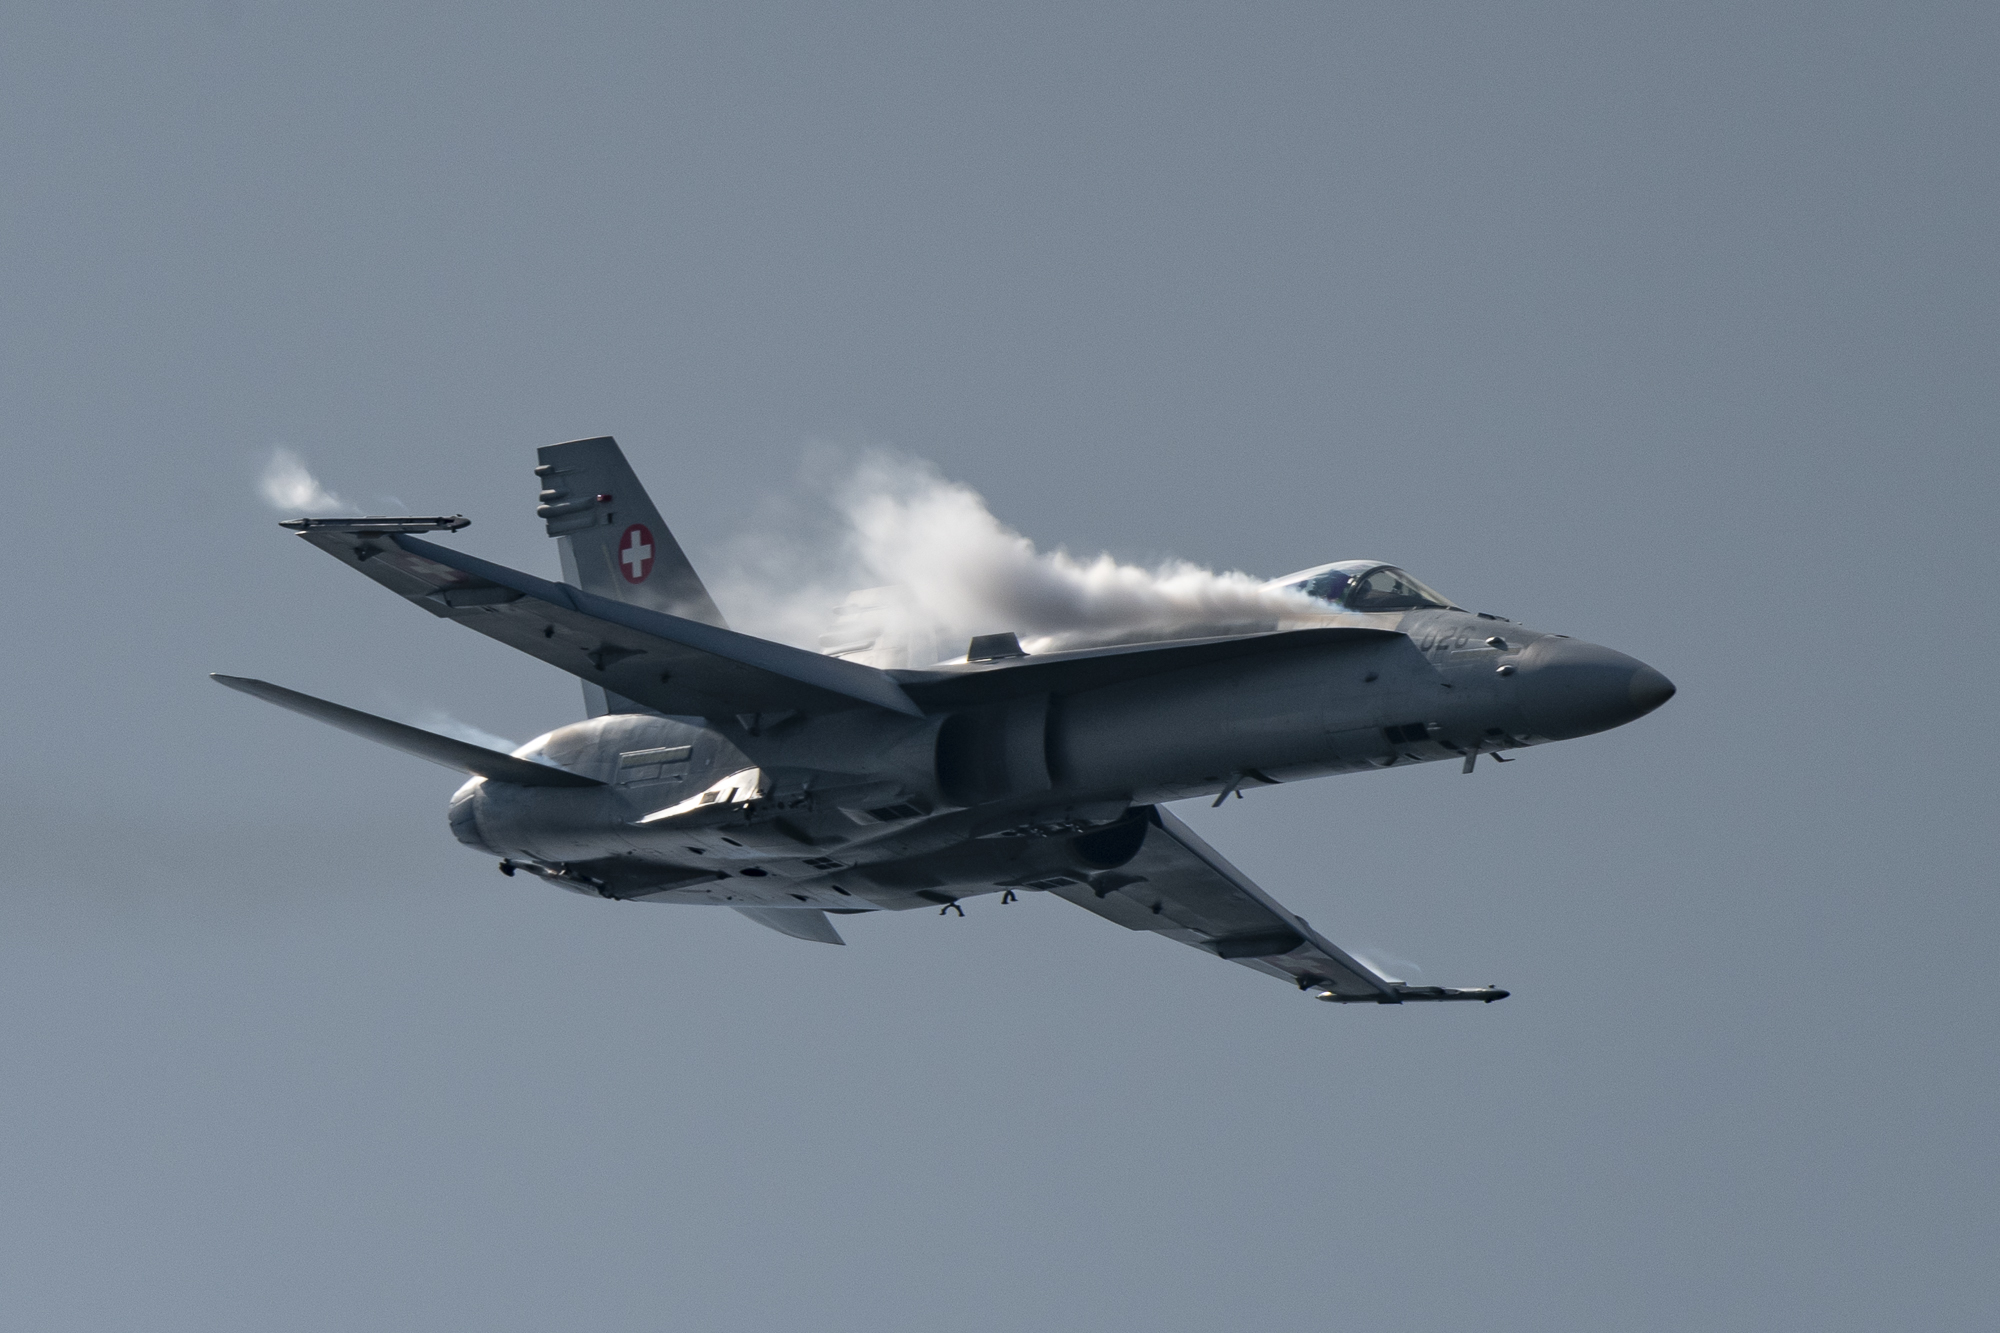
[535,436,727,716]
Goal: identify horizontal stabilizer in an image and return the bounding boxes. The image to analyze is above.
[211,675,603,787]
[732,906,846,944]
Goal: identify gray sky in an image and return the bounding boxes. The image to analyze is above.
[3,4,1994,1329]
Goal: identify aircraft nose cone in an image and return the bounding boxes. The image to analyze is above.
[1629,663,1676,715]
[1512,638,1675,740]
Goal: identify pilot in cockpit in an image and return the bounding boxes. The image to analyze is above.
[1274,561,1455,612]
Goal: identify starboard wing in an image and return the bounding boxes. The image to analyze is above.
[1042,806,1506,1003]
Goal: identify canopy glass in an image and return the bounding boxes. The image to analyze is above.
[1277,562,1453,612]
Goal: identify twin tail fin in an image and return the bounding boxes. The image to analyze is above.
[535,436,727,716]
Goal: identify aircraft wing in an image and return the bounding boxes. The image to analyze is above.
[289,524,921,721]
[1041,807,1506,1003]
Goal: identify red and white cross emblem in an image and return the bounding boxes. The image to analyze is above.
[617,523,655,583]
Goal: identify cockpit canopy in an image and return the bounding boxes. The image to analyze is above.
[1271,561,1455,612]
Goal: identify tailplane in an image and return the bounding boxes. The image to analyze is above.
[210,675,602,788]
[536,436,726,716]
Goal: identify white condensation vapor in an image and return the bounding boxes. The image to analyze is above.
[259,446,348,513]
[411,709,572,772]
[713,450,1320,666]
[412,710,520,755]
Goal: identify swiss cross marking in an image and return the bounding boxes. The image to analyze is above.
[618,524,655,583]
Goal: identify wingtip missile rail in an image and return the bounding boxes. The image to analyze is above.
[279,515,470,534]
[1316,984,1511,1004]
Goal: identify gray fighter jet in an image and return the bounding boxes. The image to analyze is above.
[216,437,1674,1004]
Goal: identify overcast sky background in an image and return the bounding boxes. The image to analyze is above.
[2,4,1994,1330]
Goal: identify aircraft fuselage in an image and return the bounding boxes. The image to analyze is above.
[449,605,1672,913]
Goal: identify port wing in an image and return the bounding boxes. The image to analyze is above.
[1043,807,1506,1003]
[291,525,921,721]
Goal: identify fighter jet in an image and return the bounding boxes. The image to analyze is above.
[216,437,1674,1004]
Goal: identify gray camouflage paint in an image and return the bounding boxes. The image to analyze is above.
[230,438,1673,1001]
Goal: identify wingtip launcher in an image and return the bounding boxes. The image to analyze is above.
[1316,984,1510,1004]
[279,515,470,534]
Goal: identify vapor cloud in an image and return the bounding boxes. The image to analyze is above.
[248,441,1320,669]
[259,447,347,513]
[1348,948,1422,984]
[717,449,1319,664]
[413,710,520,755]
